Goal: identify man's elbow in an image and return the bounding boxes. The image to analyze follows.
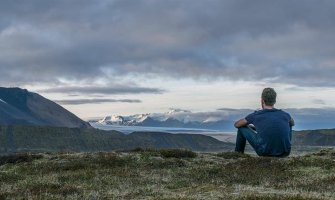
[234,119,246,128]
[289,119,295,127]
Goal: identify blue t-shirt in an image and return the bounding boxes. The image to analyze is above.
[245,108,292,156]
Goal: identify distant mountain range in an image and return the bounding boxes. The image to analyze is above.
[96,110,234,131]
[0,87,90,128]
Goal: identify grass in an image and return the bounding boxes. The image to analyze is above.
[216,151,252,159]
[122,148,197,158]
[0,148,334,199]
[0,153,43,165]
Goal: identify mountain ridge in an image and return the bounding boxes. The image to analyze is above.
[0,87,91,128]
[293,129,335,146]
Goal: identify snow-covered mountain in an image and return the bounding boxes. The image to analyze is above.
[99,115,125,125]
[98,113,152,126]
[97,109,236,131]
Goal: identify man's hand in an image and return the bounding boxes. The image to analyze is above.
[234,118,248,128]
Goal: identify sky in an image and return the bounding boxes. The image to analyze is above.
[1,0,335,121]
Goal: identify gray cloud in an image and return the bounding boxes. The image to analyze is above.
[312,99,326,105]
[55,98,141,105]
[1,0,335,86]
[39,86,164,95]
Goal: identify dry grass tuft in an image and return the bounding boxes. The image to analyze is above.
[0,153,43,166]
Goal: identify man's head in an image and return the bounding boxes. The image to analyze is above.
[261,88,277,107]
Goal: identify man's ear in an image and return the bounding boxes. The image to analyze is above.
[261,99,265,108]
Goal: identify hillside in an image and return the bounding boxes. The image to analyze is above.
[293,129,335,146]
[0,125,234,154]
[0,149,334,199]
[1,124,335,155]
[0,87,90,128]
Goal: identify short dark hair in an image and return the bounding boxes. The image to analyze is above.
[262,88,277,106]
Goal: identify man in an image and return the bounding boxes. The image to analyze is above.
[234,88,294,157]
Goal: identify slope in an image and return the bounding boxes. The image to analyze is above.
[0,87,90,128]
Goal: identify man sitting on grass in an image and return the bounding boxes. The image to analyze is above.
[234,88,294,157]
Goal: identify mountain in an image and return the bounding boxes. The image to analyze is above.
[0,87,90,128]
[0,125,234,154]
[99,115,125,125]
[293,129,335,146]
[98,112,234,130]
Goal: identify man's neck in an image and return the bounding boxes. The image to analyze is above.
[263,105,274,110]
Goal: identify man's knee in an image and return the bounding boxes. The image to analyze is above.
[247,124,256,132]
[238,126,255,134]
[237,126,249,132]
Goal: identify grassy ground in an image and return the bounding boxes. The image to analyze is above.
[0,148,334,200]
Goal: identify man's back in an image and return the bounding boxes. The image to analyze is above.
[234,88,294,157]
[246,108,292,156]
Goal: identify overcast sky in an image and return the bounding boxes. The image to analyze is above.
[1,0,335,119]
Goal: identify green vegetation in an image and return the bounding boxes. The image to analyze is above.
[0,125,233,154]
[125,148,197,158]
[159,149,197,158]
[1,149,334,199]
[216,151,252,159]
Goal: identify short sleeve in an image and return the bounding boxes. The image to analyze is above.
[283,110,292,121]
[245,112,256,124]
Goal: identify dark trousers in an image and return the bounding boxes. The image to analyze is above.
[235,125,260,154]
[235,125,291,157]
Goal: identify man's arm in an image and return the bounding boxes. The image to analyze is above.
[289,118,295,127]
[234,118,248,128]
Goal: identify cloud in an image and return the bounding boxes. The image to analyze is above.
[312,99,326,105]
[55,98,141,105]
[150,108,252,123]
[1,0,335,87]
[39,86,165,95]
